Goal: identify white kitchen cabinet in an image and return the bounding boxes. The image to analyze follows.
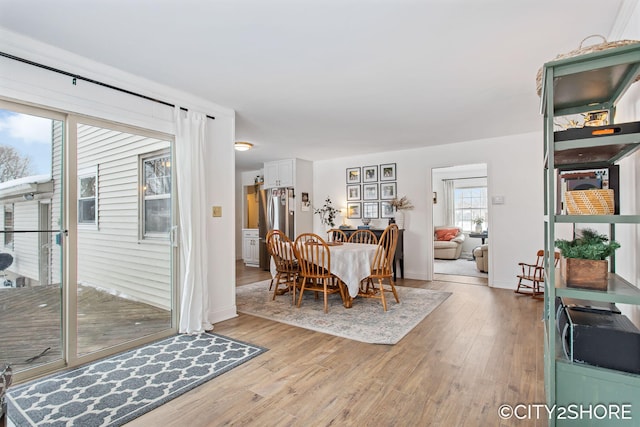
[242,229,259,267]
[263,159,294,188]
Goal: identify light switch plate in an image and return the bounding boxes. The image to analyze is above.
[492,195,505,205]
[212,206,222,217]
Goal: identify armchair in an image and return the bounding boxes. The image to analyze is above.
[433,226,465,260]
[473,244,488,272]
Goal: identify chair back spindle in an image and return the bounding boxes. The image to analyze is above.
[266,230,298,302]
[327,229,347,243]
[294,233,344,313]
[348,229,378,244]
[359,224,400,311]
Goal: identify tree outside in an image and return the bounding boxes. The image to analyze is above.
[0,144,32,183]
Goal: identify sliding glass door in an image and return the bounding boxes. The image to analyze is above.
[0,102,65,376]
[0,100,177,381]
[72,117,175,358]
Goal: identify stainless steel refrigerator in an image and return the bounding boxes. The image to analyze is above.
[258,187,295,270]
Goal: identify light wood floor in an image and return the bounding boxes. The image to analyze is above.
[127,261,545,427]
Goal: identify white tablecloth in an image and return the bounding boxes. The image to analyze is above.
[272,242,378,298]
[328,243,378,298]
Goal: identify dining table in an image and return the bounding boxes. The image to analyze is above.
[326,242,378,300]
[270,241,379,308]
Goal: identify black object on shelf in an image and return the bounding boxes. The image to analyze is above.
[559,305,640,375]
[554,120,640,142]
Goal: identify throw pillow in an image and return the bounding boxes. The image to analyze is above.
[435,228,459,241]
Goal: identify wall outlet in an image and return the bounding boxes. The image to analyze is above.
[212,206,222,217]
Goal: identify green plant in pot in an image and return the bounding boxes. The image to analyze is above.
[555,228,620,290]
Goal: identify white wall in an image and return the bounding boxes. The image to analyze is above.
[611,1,640,324]
[0,28,238,324]
[314,131,544,289]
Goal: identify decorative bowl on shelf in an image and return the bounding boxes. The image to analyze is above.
[361,218,371,226]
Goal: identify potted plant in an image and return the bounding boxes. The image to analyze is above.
[473,217,484,233]
[390,196,413,229]
[314,197,339,228]
[554,228,620,290]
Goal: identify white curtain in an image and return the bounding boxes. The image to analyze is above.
[443,179,455,226]
[174,107,212,334]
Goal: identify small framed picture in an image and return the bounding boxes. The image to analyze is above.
[380,201,394,218]
[347,202,361,219]
[380,163,396,181]
[346,167,361,184]
[301,192,310,211]
[362,165,378,183]
[362,183,378,200]
[380,182,397,200]
[363,202,379,219]
[346,184,361,201]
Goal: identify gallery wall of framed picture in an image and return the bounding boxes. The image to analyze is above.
[345,163,397,220]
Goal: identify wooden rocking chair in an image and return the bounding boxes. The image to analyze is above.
[515,249,560,298]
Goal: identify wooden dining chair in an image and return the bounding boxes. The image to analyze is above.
[515,249,560,298]
[294,233,345,313]
[359,224,400,311]
[266,230,299,302]
[326,229,347,243]
[347,229,378,244]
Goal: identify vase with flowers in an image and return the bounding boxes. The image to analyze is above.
[314,196,339,229]
[473,217,484,233]
[390,196,414,229]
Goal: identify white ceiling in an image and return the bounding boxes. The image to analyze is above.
[0,0,631,171]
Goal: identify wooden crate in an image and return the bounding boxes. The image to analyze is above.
[561,257,608,290]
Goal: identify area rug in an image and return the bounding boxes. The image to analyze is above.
[433,258,488,278]
[7,333,267,427]
[236,280,451,345]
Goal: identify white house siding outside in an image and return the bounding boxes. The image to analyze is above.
[50,119,63,287]
[11,201,39,284]
[0,174,54,287]
[74,122,172,310]
[3,121,173,310]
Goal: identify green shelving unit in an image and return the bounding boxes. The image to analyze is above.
[541,43,640,427]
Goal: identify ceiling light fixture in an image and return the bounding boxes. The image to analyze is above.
[234,142,253,152]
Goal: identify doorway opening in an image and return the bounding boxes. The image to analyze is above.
[432,163,489,283]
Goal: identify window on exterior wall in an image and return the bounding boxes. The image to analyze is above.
[454,186,487,232]
[141,151,171,239]
[4,204,14,249]
[78,167,98,227]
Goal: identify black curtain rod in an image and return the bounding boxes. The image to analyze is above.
[0,51,215,120]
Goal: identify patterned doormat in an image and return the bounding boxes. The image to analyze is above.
[7,333,267,427]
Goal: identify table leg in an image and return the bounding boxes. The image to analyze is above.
[336,279,352,308]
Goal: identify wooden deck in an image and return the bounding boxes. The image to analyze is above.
[0,285,170,371]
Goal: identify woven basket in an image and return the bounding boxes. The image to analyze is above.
[536,35,640,97]
[565,189,614,215]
